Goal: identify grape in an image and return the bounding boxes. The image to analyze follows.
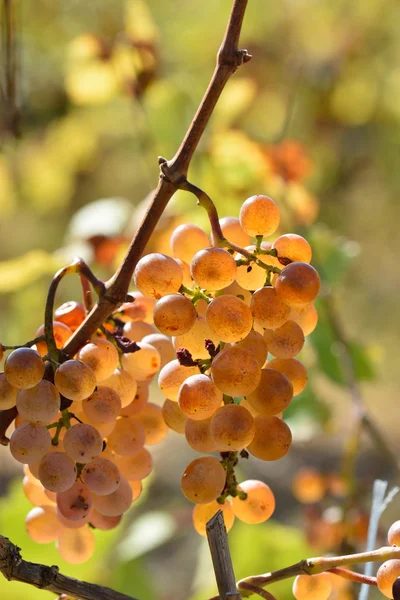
[102,368,138,408]
[175,258,194,288]
[162,399,188,433]
[81,457,121,495]
[217,280,252,306]
[120,291,155,323]
[231,479,275,524]
[35,321,72,356]
[89,508,122,531]
[120,380,149,416]
[239,398,260,418]
[234,330,268,368]
[192,500,235,537]
[56,508,86,529]
[107,417,146,456]
[57,481,92,522]
[275,262,320,306]
[153,294,197,336]
[10,423,51,464]
[5,348,44,389]
[292,574,332,600]
[16,380,60,425]
[267,358,308,396]
[128,479,143,501]
[28,440,65,478]
[235,251,267,291]
[251,286,290,329]
[248,415,292,461]
[211,346,261,397]
[78,338,119,382]
[25,506,62,543]
[173,316,219,360]
[377,560,400,598]
[170,223,210,263]
[0,372,18,409]
[239,195,280,237]
[142,333,176,368]
[75,409,116,438]
[158,360,200,401]
[292,468,326,504]
[137,402,168,445]
[388,521,400,545]
[212,404,255,451]
[134,253,183,299]
[272,233,312,264]
[219,216,250,247]
[114,448,152,480]
[178,374,222,421]
[54,360,96,402]
[23,475,55,506]
[56,527,95,563]
[121,342,161,381]
[264,321,305,359]
[82,386,121,423]
[181,456,226,504]
[206,295,252,343]
[63,423,103,463]
[190,247,237,291]
[38,452,77,492]
[246,368,293,416]
[123,320,156,341]
[292,304,318,336]
[54,301,86,331]
[92,475,133,516]
[185,417,219,453]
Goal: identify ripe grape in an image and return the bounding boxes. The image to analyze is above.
[123,320,156,341]
[292,573,332,600]
[170,223,210,263]
[210,404,255,450]
[239,398,260,418]
[248,415,292,461]
[56,527,95,563]
[81,457,121,495]
[377,560,400,598]
[234,330,268,367]
[191,248,237,290]
[175,258,193,288]
[74,409,116,438]
[246,368,293,416]
[251,286,290,329]
[292,304,318,336]
[91,475,133,516]
[158,360,200,401]
[56,509,86,529]
[388,521,400,546]
[137,402,168,445]
[181,456,226,504]
[185,417,219,453]
[54,301,86,331]
[219,216,250,247]
[292,468,326,504]
[211,346,261,397]
[63,423,103,463]
[239,195,280,237]
[192,500,235,537]
[5,348,44,389]
[217,280,252,306]
[102,367,138,409]
[235,244,277,291]
[107,417,146,456]
[35,321,72,356]
[272,233,312,264]
[264,321,305,359]
[120,291,155,323]
[114,448,152,480]
[173,315,219,360]
[89,508,122,531]
[178,374,222,421]
[38,452,77,493]
[153,294,197,336]
[142,333,176,368]
[231,479,275,524]
[206,295,252,343]
[275,262,320,306]
[82,386,121,423]
[57,481,92,522]
[78,338,119,382]
[0,372,18,409]
[128,479,143,501]
[120,380,149,415]
[25,506,62,543]
[23,475,55,507]
[134,253,183,299]
[121,342,161,381]
[54,360,96,402]
[10,423,52,464]
[17,380,60,425]
[162,399,188,433]
[267,358,308,396]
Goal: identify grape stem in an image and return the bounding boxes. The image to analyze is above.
[0,336,45,351]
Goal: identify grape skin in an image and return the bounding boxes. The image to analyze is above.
[231,479,275,524]
[56,527,96,563]
[250,286,290,330]
[54,301,86,331]
[388,521,400,546]
[248,415,292,461]
[264,321,305,359]
[162,398,188,433]
[158,360,200,401]
[38,452,77,493]
[178,374,223,421]
[57,481,92,522]
[377,560,400,598]
[78,338,119,382]
[102,368,138,409]
[211,346,261,397]
[292,574,332,600]
[153,294,197,336]
[121,342,161,382]
[275,262,320,306]
[181,456,226,504]
[0,373,19,410]
[219,216,250,247]
[206,295,253,343]
[81,457,121,495]
[267,358,308,396]
[246,368,293,416]
[54,360,96,402]
[10,422,52,464]
[185,417,219,453]
[239,195,280,237]
[192,500,235,537]
[114,448,153,480]
[63,423,103,464]
[16,380,61,425]
[5,348,45,389]
[191,247,237,291]
[234,330,268,368]
[35,321,72,356]
[272,233,312,264]
[82,386,121,424]
[89,508,122,531]
[25,506,62,543]
[142,333,176,368]
[137,402,169,445]
[210,404,255,451]
[173,315,219,360]
[107,417,146,456]
[133,252,183,299]
[91,475,133,516]
[170,223,210,264]
[123,320,156,341]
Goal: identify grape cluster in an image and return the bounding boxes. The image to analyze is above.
[0,193,320,559]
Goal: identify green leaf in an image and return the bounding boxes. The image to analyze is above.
[347,341,376,381]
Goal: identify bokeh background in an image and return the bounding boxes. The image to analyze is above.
[1,0,400,599]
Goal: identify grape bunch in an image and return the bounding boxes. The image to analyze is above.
[0,193,320,559]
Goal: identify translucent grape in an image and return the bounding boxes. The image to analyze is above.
[231,479,275,524]
[388,521,400,546]
[181,456,226,504]
[141,333,176,368]
[35,321,72,356]
[251,286,291,329]
[235,330,268,367]
[248,415,292,461]
[25,506,62,543]
[377,560,400,598]
[23,475,55,506]
[264,321,305,359]
[292,574,332,600]
[178,374,222,421]
[275,262,320,306]
[0,372,18,409]
[193,500,235,537]
[38,452,77,492]
[211,346,261,397]
[162,399,188,433]
[74,409,116,438]
[134,252,183,299]
[56,508,86,529]
[173,316,219,360]
[267,357,308,396]
[63,423,103,463]
[89,508,122,531]
[121,342,161,381]
[54,301,86,331]
[210,404,255,450]
[57,481,92,522]
[191,247,237,291]
[272,233,312,264]
[120,380,149,415]
[239,398,260,418]
[17,380,60,425]
[114,447,152,480]
[91,475,133,516]
[206,295,252,343]
[185,417,219,453]
[239,195,280,237]
[102,367,138,408]
[107,417,146,456]
[10,423,52,464]
[81,457,121,495]
[128,479,143,501]
[170,223,210,264]
[153,294,197,336]
[54,360,96,402]
[82,386,121,423]
[120,291,155,323]
[137,402,168,445]
[235,244,277,291]
[217,280,252,305]
[246,368,293,416]
[78,338,119,382]
[5,348,44,389]
[292,468,326,504]
[123,320,156,341]
[56,527,96,563]
[175,258,194,288]
[292,304,318,336]
[219,216,250,247]
[158,360,200,401]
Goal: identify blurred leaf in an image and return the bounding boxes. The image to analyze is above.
[309,224,360,285]
[310,304,344,384]
[125,0,159,43]
[67,197,132,241]
[347,341,376,381]
[116,510,176,562]
[213,78,257,129]
[0,251,61,293]
[65,62,118,105]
